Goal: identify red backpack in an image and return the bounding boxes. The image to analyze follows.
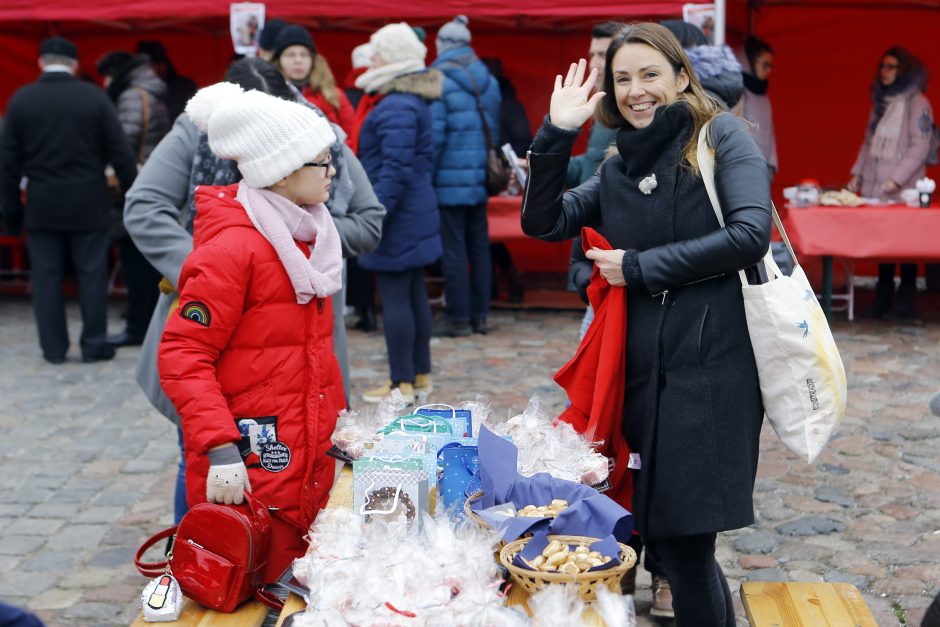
[135,493,282,612]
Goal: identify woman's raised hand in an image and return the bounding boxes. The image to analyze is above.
[550,59,606,131]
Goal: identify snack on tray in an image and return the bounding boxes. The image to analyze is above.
[516,499,569,518]
[522,540,612,573]
[819,188,864,207]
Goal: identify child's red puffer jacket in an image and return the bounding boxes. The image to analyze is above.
[159,183,344,582]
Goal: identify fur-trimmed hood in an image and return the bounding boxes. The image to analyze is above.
[378,68,443,100]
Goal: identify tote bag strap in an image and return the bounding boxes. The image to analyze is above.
[695,121,798,284]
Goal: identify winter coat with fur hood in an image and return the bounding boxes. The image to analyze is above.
[158,183,344,582]
[357,69,443,272]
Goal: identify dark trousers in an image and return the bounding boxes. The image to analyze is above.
[26,229,110,359]
[440,204,491,324]
[625,533,668,578]
[878,262,917,287]
[646,533,735,627]
[346,257,375,310]
[376,268,432,383]
[117,234,161,338]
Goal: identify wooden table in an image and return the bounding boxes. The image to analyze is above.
[782,205,940,319]
[741,582,877,626]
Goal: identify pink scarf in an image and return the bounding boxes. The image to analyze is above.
[236,181,343,304]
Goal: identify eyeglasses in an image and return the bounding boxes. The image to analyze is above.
[304,158,333,173]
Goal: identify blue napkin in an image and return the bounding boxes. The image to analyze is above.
[473,425,634,544]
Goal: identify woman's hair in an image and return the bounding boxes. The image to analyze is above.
[275,53,342,110]
[878,46,928,81]
[224,57,294,101]
[596,22,720,174]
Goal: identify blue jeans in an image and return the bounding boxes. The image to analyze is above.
[439,204,491,324]
[376,268,432,383]
[175,428,188,524]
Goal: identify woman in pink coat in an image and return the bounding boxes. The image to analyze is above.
[848,47,934,319]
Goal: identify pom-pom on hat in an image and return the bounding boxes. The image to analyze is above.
[351,43,373,70]
[436,15,471,54]
[185,82,336,188]
[371,23,427,65]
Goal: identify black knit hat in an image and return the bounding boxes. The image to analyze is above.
[258,19,287,52]
[96,51,134,78]
[272,24,316,60]
[39,36,78,60]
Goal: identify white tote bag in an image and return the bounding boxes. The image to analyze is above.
[697,122,847,463]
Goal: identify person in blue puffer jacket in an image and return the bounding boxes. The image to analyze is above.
[354,23,444,404]
[431,15,502,337]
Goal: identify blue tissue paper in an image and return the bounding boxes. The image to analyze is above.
[472,425,633,544]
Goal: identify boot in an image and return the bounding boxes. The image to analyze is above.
[884,284,916,320]
[361,381,415,405]
[650,575,675,619]
[414,374,433,395]
[353,306,377,332]
[861,280,894,319]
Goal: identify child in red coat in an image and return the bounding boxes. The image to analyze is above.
[158,82,344,582]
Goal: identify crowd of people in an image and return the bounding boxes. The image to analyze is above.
[0,14,937,626]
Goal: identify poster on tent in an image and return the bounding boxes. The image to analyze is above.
[230,3,265,56]
[683,3,716,44]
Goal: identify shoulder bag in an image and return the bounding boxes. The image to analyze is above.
[697,119,848,464]
[459,68,511,196]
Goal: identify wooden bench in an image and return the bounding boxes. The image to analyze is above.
[741,582,877,627]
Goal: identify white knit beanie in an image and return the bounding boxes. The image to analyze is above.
[371,23,426,65]
[185,82,336,188]
[436,15,471,55]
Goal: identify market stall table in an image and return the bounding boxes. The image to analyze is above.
[278,466,609,625]
[782,205,940,319]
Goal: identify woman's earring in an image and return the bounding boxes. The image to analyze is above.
[639,173,658,195]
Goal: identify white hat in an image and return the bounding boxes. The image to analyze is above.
[351,43,374,69]
[370,23,426,66]
[185,82,336,188]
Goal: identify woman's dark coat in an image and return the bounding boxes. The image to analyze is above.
[357,70,443,273]
[522,103,771,539]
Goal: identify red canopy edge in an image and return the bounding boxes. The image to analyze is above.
[0,0,690,23]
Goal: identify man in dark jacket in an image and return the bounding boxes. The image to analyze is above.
[431,16,501,336]
[1,37,137,364]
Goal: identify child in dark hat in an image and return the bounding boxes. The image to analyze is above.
[272,25,356,134]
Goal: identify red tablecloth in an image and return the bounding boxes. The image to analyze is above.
[783,205,940,262]
[487,195,570,273]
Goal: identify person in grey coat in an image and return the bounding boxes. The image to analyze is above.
[522,24,770,626]
[124,58,384,522]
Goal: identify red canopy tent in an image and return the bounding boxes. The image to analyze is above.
[2,0,938,282]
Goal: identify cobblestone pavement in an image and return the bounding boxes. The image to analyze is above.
[1,293,939,626]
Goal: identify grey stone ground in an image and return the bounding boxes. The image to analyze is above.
[1,292,939,626]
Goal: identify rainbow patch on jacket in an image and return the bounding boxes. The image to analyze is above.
[180,301,211,327]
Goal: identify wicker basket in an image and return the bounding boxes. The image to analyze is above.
[463,491,490,529]
[499,535,637,601]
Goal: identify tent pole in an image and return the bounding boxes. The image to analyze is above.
[714,0,727,44]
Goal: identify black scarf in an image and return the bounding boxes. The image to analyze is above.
[616,101,693,180]
[742,72,768,96]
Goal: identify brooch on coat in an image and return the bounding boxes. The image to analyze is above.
[639,173,658,195]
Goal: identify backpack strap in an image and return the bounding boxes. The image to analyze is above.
[134,526,177,577]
